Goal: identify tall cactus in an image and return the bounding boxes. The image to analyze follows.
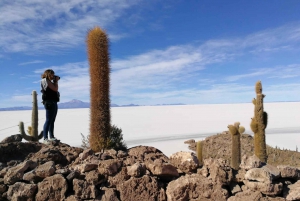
[228,122,242,170]
[87,26,111,152]
[19,90,43,141]
[196,140,203,166]
[251,81,268,163]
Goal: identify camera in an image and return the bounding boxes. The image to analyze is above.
[54,75,60,80]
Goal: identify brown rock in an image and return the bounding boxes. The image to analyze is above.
[6,182,37,201]
[36,174,68,201]
[98,159,122,176]
[85,170,106,185]
[240,154,263,170]
[1,134,22,143]
[284,180,300,201]
[107,167,130,188]
[245,168,273,183]
[4,160,37,184]
[99,187,120,201]
[73,178,99,199]
[277,165,300,180]
[127,162,146,177]
[117,175,162,201]
[227,190,263,201]
[145,159,179,177]
[166,174,228,201]
[169,151,199,173]
[243,180,283,196]
[74,163,98,173]
[79,148,94,160]
[204,158,233,185]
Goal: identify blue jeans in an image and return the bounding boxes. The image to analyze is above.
[43,101,58,139]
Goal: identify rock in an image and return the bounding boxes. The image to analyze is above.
[240,154,263,170]
[99,187,120,201]
[0,134,22,143]
[227,190,263,201]
[36,174,68,200]
[284,180,300,201]
[229,182,242,195]
[4,160,37,184]
[98,159,122,176]
[73,178,99,199]
[85,170,106,185]
[203,158,233,185]
[169,151,199,173]
[74,163,98,173]
[127,162,146,177]
[6,182,37,201]
[262,164,281,180]
[243,180,283,196]
[166,174,228,201]
[0,184,7,193]
[79,148,94,160]
[277,165,300,180]
[117,175,162,201]
[244,167,276,183]
[107,167,130,188]
[145,159,179,178]
[23,161,56,183]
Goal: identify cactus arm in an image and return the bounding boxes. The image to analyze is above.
[252,98,256,105]
[19,121,34,141]
[228,125,237,135]
[250,118,258,133]
[38,131,43,140]
[239,126,245,134]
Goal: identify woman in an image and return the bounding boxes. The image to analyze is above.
[41,69,60,144]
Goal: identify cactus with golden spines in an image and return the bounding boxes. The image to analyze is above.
[196,140,203,166]
[87,26,111,152]
[228,122,242,170]
[251,81,267,163]
[19,90,43,141]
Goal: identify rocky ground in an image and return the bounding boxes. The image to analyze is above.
[0,134,300,201]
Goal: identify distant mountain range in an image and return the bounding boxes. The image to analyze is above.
[0,99,185,111]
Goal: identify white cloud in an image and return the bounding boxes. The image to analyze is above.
[0,0,139,54]
[19,60,44,66]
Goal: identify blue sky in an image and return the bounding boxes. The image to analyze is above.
[1,0,300,108]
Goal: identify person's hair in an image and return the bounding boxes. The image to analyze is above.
[41,69,55,80]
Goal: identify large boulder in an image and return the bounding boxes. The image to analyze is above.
[36,174,68,200]
[166,174,228,201]
[1,134,22,143]
[169,151,199,173]
[277,165,300,180]
[73,178,99,199]
[145,159,179,178]
[23,161,56,183]
[6,182,37,201]
[4,160,37,184]
[117,175,163,201]
[283,180,300,201]
[203,158,233,185]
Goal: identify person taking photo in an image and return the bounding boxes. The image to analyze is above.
[40,69,60,144]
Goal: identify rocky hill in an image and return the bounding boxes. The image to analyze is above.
[0,134,300,200]
[185,132,300,167]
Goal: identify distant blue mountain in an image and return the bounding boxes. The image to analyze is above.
[0,99,185,111]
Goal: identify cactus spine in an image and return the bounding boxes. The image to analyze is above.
[251,81,267,163]
[19,90,43,141]
[196,140,203,166]
[87,27,111,152]
[228,122,242,170]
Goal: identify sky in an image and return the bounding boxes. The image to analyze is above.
[1,0,300,108]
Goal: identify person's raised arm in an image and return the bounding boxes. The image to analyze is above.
[46,77,59,91]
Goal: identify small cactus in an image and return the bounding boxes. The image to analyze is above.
[196,140,203,166]
[228,122,242,170]
[19,90,43,141]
